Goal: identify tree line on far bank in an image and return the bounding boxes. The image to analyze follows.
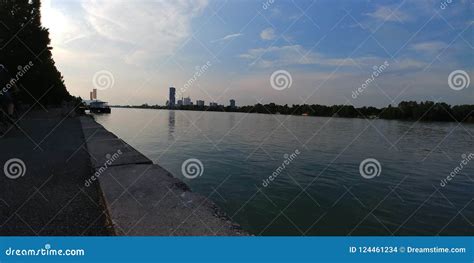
[117,101,474,123]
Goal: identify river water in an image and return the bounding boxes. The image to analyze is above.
[94,108,473,235]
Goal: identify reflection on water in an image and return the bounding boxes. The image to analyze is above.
[95,108,474,236]
[168,110,175,140]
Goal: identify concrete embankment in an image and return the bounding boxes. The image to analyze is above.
[79,116,246,236]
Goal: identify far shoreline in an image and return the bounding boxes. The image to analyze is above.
[108,101,474,124]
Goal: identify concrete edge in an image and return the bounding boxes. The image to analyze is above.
[77,114,247,236]
[77,115,117,236]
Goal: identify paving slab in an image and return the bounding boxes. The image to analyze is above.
[82,127,118,141]
[98,164,245,236]
[85,138,152,169]
[80,117,152,169]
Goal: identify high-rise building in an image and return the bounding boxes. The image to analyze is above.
[230,99,236,108]
[183,96,192,106]
[169,87,176,108]
[90,91,93,100]
[209,102,218,108]
[196,100,205,107]
[92,89,97,100]
[177,99,183,106]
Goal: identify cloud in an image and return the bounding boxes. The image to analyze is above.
[239,45,315,67]
[81,0,209,64]
[392,58,428,71]
[239,44,431,74]
[41,0,89,47]
[260,28,276,40]
[366,5,412,23]
[211,33,243,43]
[350,5,415,32]
[410,41,448,54]
[240,45,381,68]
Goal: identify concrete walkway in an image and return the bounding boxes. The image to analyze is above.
[0,109,111,235]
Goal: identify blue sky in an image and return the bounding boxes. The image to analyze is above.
[42,0,473,107]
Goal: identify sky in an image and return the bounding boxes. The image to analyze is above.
[41,0,473,107]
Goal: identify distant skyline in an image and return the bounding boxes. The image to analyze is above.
[41,0,473,107]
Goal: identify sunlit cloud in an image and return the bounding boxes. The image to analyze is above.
[211,33,244,43]
[410,41,448,54]
[365,5,412,23]
[82,0,208,65]
[260,28,276,40]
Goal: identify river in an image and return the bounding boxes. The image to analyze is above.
[94,108,473,235]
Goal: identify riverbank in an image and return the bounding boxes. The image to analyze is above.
[111,100,474,123]
[80,115,246,235]
[0,110,245,236]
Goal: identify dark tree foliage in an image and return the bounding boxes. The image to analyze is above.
[0,0,71,105]
[380,101,474,122]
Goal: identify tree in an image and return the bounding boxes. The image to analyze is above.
[0,0,71,106]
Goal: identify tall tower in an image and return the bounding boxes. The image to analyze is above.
[169,87,176,108]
